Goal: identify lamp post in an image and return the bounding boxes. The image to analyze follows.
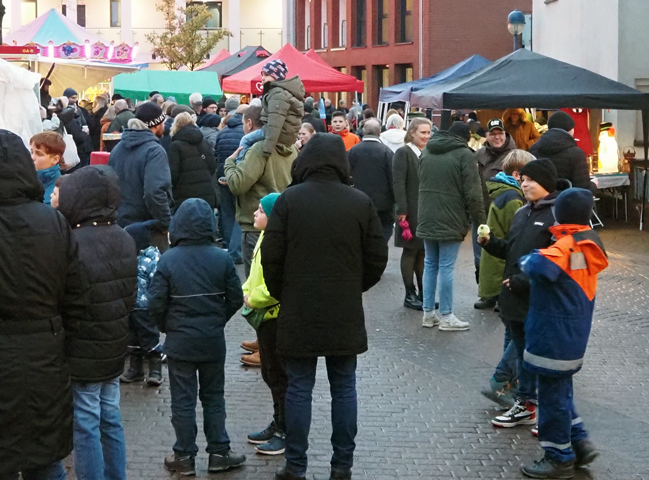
[0,1,5,45]
[507,9,526,51]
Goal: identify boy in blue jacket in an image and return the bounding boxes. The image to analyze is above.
[148,198,245,475]
[519,188,608,479]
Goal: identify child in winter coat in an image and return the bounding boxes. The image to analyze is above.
[30,131,65,206]
[241,193,287,455]
[478,149,534,408]
[148,198,245,476]
[234,59,305,162]
[518,188,607,479]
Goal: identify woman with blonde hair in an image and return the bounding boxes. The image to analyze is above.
[296,122,315,150]
[168,112,218,210]
[392,117,432,310]
[380,113,406,152]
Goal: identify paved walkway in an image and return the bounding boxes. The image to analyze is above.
[70,224,649,479]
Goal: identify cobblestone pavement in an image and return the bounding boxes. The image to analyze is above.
[68,223,649,479]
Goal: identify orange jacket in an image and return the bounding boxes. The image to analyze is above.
[332,129,360,151]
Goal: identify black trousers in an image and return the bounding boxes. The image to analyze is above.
[257,318,288,432]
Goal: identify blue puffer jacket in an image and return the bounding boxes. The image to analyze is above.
[214,114,244,177]
[108,129,173,230]
[148,198,243,362]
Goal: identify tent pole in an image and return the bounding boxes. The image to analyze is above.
[641,108,649,230]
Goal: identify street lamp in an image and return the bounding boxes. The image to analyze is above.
[507,9,526,51]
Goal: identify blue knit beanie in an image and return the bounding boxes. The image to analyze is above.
[554,188,594,226]
[260,193,281,217]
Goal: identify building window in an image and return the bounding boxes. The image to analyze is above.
[62,4,87,27]
[338,0,347,47]
[396,63,413,83]
[377,0,388,45]
[304,0,311,50]
[399,0,413,42]
[110,0,121,27]
[354,0,366,47]
[188,1,223,28]
[340,20,347,46]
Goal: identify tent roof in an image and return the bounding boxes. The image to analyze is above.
[222,43,363,94]
[379,54,490,103]
[410,49,649,111]
[113,70,222,105]
[197,45,270,77]
[304,49,364,92]
[5,8,107,46]
[196,48,231,70]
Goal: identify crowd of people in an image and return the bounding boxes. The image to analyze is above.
[1,59,608,480]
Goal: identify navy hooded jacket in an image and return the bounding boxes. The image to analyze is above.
[214,114,244,177]
[148,198,243,362]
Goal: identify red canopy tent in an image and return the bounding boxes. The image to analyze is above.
[305,49,365,93]
[222,43,363,94]
[196,48,231,71]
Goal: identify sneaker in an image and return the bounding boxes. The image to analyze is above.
[120,353,144,383]
[521,453,575,479]
[422,310,440,328]
[438,313,470,331]
[275,466,307,480]
[241,339,259,353]
[164,454,196,476]
[573,439,599,467]
[255,432,286,455]
[474,296,497,309]
[208,450,246,472]
[248,421,280,444]
[481,377,515,409]
[531,425,538,437]
[492,400,536,427]
[240,351,261,367]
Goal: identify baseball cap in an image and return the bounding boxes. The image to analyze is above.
[487,118,505,132]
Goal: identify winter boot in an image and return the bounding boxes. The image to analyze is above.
[573,439,599,467]
[164,453,196,476]
[481,376,515,409]
[146,351,163,386]
[120,352,145,383]
[404,285,423,311]
[207,450,246,472]
[474,296,498,309]
[521,453,575,479]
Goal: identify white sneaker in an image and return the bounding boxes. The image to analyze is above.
[438,313,470,331]
[422,310,440,328]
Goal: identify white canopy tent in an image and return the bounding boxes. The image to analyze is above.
[0,58,43,146]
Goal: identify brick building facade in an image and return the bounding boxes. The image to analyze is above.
[293,0,532,109]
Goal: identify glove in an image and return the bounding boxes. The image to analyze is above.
[399,218,413,241]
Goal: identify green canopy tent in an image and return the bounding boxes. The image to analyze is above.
[112,70,222,105]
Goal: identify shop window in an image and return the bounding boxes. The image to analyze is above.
[376,0,388,45]
[187,2,222,28]
[398,0,413,42]
[62,4,87,27]
[110,0,121,27]
[354,0,366,47]
[21,0,37,24]
[396,63,413,84]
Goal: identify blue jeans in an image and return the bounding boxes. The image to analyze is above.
[72,377,126,480]
[283,356,358,477]
[506,320,537,403]
[422,239,462,315]
[0,462,65,480]
[218,184,242,262]
[538,375,588,463]
[167,358,230,457]
[493,321,518,383]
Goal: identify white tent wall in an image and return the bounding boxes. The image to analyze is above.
[0,59,43,147]
[37,60,139,98]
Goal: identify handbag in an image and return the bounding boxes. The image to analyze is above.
[61,127,80,170]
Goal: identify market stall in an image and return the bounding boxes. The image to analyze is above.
[196,48,231,71]
[304,49,364,93]
[113,70,222,105]
[197,46,270,79]
[0,58,42,145]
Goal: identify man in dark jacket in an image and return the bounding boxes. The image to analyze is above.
[0,129,88,479]
[347,119,395,242]
[108,102,172,252]
[261,133,388,480]
[149,198,245,476]
[479,159,559,430]
[530,111,598,194]
[107,99,136,133]
[417,122,485,332]
[57,166,138,480]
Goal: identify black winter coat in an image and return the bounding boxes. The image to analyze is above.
[149,199,243,363]
[482,192,557,323]
[392,144,423,249]
[58,166,138,382]
[90,106,108,152]
[529,128,597,194]
[0,130,88,474]
[475,135,517,213]
[59,107,92,166]
[214,114,244,177]
[348,137,395,225]
[160,116,175,153]
[262,133,388,357]
[168,124,218,209]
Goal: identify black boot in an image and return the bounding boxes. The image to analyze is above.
[474,296,498,309]
[404,285,423,311]
[146,351,163,386]
[120,352,144,383]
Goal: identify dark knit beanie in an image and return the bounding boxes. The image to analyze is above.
[520,158,558,194]
[448,121,471,141]
[197,113,221,129]
[554,188,594,226]
[135,102,166,128]
[63,87,78,98]
[202,97,217,109]
[170,104,195,118]
[262,59,288,81]
[260,193,281,218]
[548,111,575,132]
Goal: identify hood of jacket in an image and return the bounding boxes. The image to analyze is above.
[380,128,406,145]
[118,128,161,150]
[486,177,522,200]
[169,198,216,246]
[58,165,121,226]
[549,224,608,276]
[263,75,306,102]
[0,129,44,204]
[172,124,203,145]
[425,130,471,155]
[503,108,529,126]
[226,113,243,129]
[531,128,577,155]
[291,132,351,185]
